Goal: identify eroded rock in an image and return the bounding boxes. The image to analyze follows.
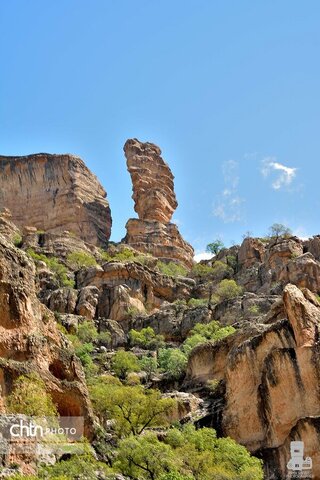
[0,153,112,246]
[185,284,320,479]
[123,139,194,268]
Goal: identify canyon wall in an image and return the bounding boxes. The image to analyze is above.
[0,153,112,246]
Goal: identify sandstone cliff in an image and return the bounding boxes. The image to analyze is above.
[123,139,194,268]
[0,235,93,436]
[186,284,320,479]
[0,153,112,246]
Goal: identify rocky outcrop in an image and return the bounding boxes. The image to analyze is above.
[238,238,265,269]
[125,138,177,223]
[185,284,320,479]
[125,219,194,268]
[0,235,93,440]
[130,303,213,341]
[123,139,194,268]
[77,261,195,321]
[0,153,112,246]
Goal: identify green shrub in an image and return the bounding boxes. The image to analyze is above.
[248,304,260,315]
[226,254,238,270]
[97,330,111,345]
[38,452,111,479]
[112,247,136,262]
[115,432,176,479]
[173,299,187,307]
[216,279,243,301]
[26,249,74,288]
[127,306,140,318]
[187,298,209,308]
[111,350,141,379]
[12,233,23,248]
[206,378,220,393]
[191,261,232,280]
[191,263,215,277]
[7,373,58,417]
[129,327,164,350]
[66,251,97,269]
[139,356,158,379]
[182,321,235,355]
[157,261,188,277]
[158,348,188,379]
[77,320,98,343]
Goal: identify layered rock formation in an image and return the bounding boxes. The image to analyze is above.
[0,153,112,246]
[186,284,320,479]
[0,235,93,439]
[123,139,194,268]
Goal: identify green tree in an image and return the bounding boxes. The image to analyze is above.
[89,379,175,437]
[139,356,158,380]
[158,348,188,379]
[66,251,97,269]
[129,327,165,350]
[206,240,225,256]
[77,320,98,343]
[38,452,111,479]
[216,279,243,301]
[268,223,292,240]
[165,425,263,480]
[115,432,176,480]
[157,261,188,277]
[182,321,235,356]
[7,373,58,417]
[160,474,194,480]
[111,350,141,379]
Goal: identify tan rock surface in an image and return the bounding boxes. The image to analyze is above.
[124,138,177,223]
[238,237,266,269]
[0,153,112,246]
[0,234,93,443]
[77,261,195,321]
[124,139,194,268]
[124,218,194,268]
[185,284,320,479]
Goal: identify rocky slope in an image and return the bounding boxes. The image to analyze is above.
[0,153,112,246]
[123,139,194,268]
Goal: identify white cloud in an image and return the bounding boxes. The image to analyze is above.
[261,157,297,190]
[194,252,213,262]
[213,160,245,223]
[292,226,309,241]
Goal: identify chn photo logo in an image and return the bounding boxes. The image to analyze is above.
[287,441,313,479]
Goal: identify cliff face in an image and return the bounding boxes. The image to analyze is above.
[186,284,320,479]
[123,139,194,268]
[0,234,93,434]
[0,153,112,246]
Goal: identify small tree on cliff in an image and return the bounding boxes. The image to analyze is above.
[268,223,292,240]
[206,240,225,256]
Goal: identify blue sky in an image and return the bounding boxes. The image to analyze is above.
[1,1,320,259]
